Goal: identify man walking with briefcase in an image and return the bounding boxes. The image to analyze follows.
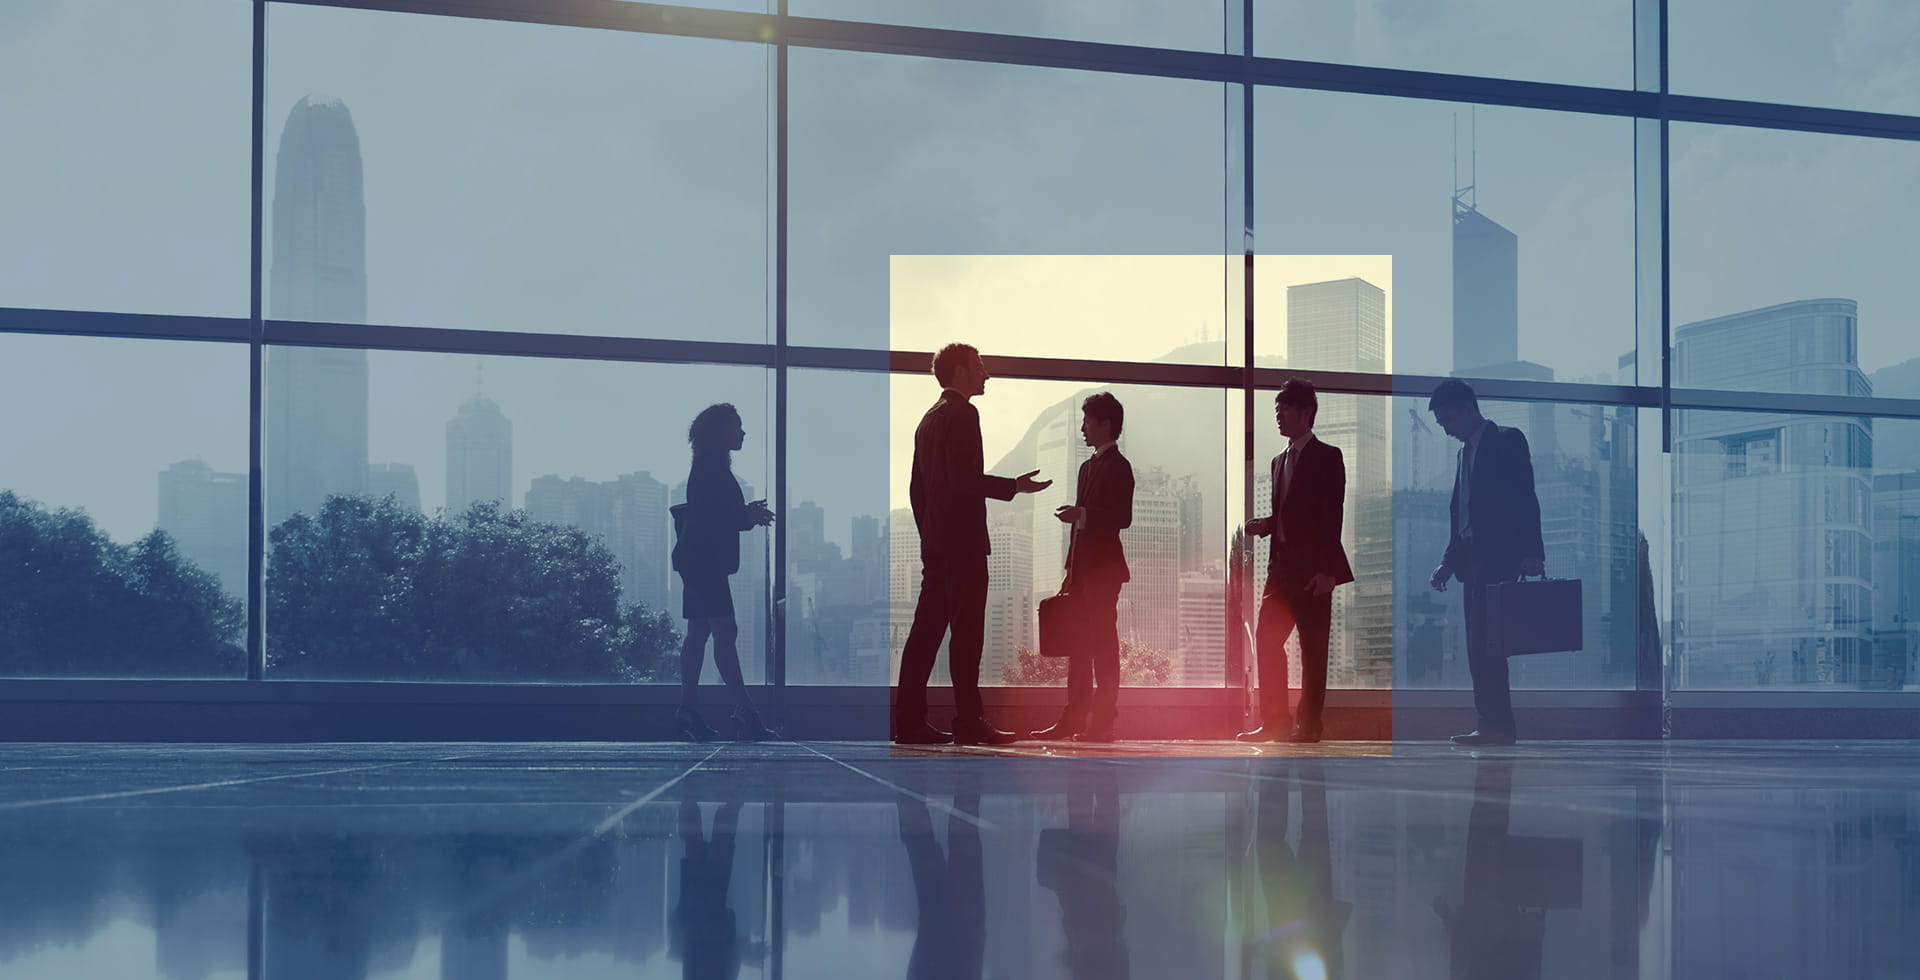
[1427,379,1545,746]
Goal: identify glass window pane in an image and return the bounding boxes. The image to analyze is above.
[787,369,892,685]
[265,348,769,682]
[0,0,250,317]
[885,374,1228,688]
[267,4,770,340]
[1395,395,1642,690]
[791,49,1233,358]
[0,334,248,679]
[1671,1,1920,114]
[1256,93,1636,384]
[1255,0,1631,89]
[791,0,1228,53]
[1673,408,1909,691]
[1671,125,1920,392]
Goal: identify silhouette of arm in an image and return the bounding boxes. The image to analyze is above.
[1083,456,1133,533]
[947,401,1016,503]
[1505,428,1545,561]
[1312,445,1346,570]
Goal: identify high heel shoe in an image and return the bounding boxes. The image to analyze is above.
[674,706,720,742]
[731,706,779,741]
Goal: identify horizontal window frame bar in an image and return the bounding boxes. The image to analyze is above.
[274,0,1920,143]
[0,307,250,345]
[264,319,779,367]
[19,308,1920,422]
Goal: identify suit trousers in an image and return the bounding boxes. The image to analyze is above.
[1064,576,1122,727]
[1461,574,1518,736]
[896,554,990,724]
[1255,584,1332,728]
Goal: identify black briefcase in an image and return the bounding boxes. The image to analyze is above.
[1483,577,1583,657]
[1038,584,1079,659]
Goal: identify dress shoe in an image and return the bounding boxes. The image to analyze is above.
[1449,730,1516,746]
[893,720,953,745]
[1030,715,1086,740]
[1288,722,1323,744]
[1235,724,1288,743]
[951,717,1020,746]
[1072,724,1115,743]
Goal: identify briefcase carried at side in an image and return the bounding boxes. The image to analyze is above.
[1483,576,1583,657]
[1038,581,1080,659]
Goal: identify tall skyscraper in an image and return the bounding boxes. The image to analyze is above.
[1673,299,1873,687]
[1288,277,1392,687]
[364,462,420,512]
[266,96,369,528]
[984,508,1033,681]
[525,471,670,615]
[1120,469,1183,662]
[1178,568,1226,685]
[1452,198,1519,376]
[446,392,513,516]
[157,460,248,599]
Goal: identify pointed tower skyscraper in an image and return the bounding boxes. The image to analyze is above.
[266,95,370,526]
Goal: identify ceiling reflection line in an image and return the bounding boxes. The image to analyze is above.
[433,743,730,929]
[0,752,482,811]
[794,742,996,831]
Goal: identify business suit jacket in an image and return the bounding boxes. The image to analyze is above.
[672,453,756,576]
[1266,436,1355,593]
[909,390,1018,560]
[1443,421,1545,583]
[1065,447,1134,587]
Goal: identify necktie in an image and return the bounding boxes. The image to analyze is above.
[1276,448,1292,545]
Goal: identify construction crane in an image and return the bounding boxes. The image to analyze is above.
[1408,407,1433,489]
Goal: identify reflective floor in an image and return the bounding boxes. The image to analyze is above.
[2,741,1916,979]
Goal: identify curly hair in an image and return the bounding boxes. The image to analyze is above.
[688,403,742,455]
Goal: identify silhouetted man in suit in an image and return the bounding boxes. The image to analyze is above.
[1035,392,1134,743]
[1428,379,1544,746]
[1240,380,1354,744]
[895,343,1050,746]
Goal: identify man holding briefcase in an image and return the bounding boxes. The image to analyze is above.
[1427,379,1545,746]
[1034,393,1134,743]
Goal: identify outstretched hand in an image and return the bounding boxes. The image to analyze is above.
[746,499,777,526]
[1015,469,1052,494]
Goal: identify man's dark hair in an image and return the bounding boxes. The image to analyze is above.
[688,402,741,455]
[1275,377,1318,425]
[931,343,981,387]
[1082,392,1125,438]
[1427,378,1480,413]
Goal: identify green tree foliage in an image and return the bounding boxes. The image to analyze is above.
[0,491,243,676]
[267,496,680,680]
[1001,636,1176,687]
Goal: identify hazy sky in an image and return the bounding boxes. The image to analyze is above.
[4,0,1920,551]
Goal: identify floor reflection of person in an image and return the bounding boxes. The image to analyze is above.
[1242,760,1350,979]
[1036,764,1130,979]
[673,797,748,980]
[1431,761,1550,980]
[897,781,986,979]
